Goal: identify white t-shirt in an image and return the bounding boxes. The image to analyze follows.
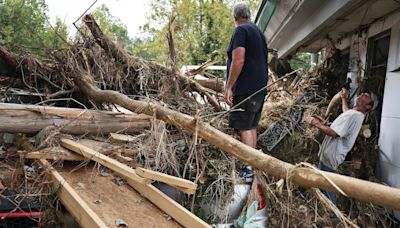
[319,109,365,170]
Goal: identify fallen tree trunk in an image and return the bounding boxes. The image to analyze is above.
[73,71,400,210]
[0,103,151,134]
[83,14,222,112]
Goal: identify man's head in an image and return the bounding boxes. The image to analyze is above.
[354,90,374,113]
[233,2,251,25]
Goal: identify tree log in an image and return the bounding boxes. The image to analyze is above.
[0,103,150,134]
[72,71,400,210]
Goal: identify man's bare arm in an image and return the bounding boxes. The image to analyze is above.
[308,117,339,138]
[224,47,245,106]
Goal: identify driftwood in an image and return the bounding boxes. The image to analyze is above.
[72,70,400,210]
[0,103,151,134]
[83,14,222,112]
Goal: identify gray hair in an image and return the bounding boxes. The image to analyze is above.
[233,2,251,20]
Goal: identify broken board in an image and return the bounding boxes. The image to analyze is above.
[56,162,182,228]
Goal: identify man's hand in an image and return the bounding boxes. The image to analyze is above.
[224,88,233,106]
[308,117,321,127]
[341,88,349,100]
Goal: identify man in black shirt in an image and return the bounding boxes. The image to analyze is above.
[224,2,268,148]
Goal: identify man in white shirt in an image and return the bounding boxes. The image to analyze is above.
[308,88,374,205]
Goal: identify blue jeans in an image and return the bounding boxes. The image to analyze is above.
[318,161,337,206]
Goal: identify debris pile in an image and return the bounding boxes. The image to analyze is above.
[0,14,398,228]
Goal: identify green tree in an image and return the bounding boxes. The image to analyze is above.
[133,0,260,73]
[44,17,69,50]
[0,0,69,56]
[93,4,134,51]
[288,52,311,70]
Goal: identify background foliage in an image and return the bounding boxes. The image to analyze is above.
[0,0,69,56]
[1,0,300,73]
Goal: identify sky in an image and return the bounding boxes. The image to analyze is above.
[46,0,151,38]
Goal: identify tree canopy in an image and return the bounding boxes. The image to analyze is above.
[0,0,69,56]
[133,0,260,70]
[0,0,261,70]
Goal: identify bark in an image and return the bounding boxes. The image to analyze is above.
[193,78,224,93]
[83,14,222,112]
[0,103,150,134]
[72,71,400,210]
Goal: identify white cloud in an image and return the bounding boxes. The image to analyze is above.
[46,0,151,38]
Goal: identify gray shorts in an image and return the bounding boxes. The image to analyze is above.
[229,93,266,131]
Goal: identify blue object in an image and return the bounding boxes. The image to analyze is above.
[239,166,254,179]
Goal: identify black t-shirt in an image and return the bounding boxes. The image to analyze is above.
[226,22,268,96]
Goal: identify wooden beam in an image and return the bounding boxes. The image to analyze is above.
[38,159,107,228]
[136,167,197,190]
[128,180,209,228]
[112,156,195,195]
[60,138,149,185]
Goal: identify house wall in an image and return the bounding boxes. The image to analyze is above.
[339,11,400,219]
[378,17,400,220]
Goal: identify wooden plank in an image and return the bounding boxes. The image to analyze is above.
[57,162,182,228]
[38,159,107,228]
[136,167,197,190]
[60,138,149,185]
[112,156,195,195]
[109,133,138,142]
[128,180,210,228]
[23,147,85,161]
